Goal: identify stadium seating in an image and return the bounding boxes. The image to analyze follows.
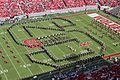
[19,0,45,14]
[67,62,120,80]
[42,0,66,10]
[63,0,85,8]
[0,0,120,17]
[99,0,120,7]
[85,0,98,5]
[109,5,120,17]
[109,0,120,7]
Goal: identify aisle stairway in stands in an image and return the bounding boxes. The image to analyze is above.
[83,0,87,5]
[17,3,24,15]
[84,0,98,5]
[109,5,120,17]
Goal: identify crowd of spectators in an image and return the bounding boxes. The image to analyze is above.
[42,0,66,10]
[99,0,120,7]
[0,0,120,17]
[67,63,120,80]
[85,0,98,5]
[0,0,23,17]
[53,58,120,80]
[19,0,45,14]
[63,0,85,8]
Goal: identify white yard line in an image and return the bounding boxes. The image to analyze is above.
[36,28,60,58]
[28,29,47,60]
[70,33,98,54]
[41,31,64,58]
[1,28,33,76]
[72,16,118,55]
[77,16,118,53]
[0,65,8,80]
[1,45,21,78]
[10,28,42,73]
[28,27,58,63]
[52,45,66,57]
[40,22,66,57]
[15,25,44,72]
[47,18,98,57]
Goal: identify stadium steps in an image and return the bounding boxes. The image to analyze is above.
[41,2,47,10]
[62,0,67,7]
[17,3,24,14]
[83,0,87,5]
[97,0,103,6]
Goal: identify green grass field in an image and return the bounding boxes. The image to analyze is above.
[0,10,120,80]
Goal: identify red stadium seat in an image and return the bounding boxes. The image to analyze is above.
[0,0,120,17]
[85,0,98,5]
[99,0,120,7]
[64,0,85,8]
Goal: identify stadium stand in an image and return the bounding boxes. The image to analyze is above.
[98,0,120,7]
[0,0,23,17]
[42,0,66,10]
[63,0,85,8]
[66,61,120,80]
[19,0,45,14]
[0,0,120,17]
[85,0,98,5]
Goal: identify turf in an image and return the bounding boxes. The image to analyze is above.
[0,10,120,80]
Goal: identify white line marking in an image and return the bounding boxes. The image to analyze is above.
[15,25,44,72]
[0,65,8,80]
[9,29,34,75]
[1,45,21,78]
[1,28,33,76]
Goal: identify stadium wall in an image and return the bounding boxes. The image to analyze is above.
[29,5,98,17]
[0,5,98,22]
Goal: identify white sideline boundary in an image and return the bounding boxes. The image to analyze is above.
[38,29,60,59]
[9,28,35,75]
[0,65,8,80]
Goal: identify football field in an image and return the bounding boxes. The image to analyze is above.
[0,10,120,80]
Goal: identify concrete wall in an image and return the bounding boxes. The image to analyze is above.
[0,5,98,22]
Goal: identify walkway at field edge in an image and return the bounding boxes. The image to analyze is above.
[103,53,120,59]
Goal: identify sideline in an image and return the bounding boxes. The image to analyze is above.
[56,11,120,25]
[103,53,120,59]
[55,12,96,18]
